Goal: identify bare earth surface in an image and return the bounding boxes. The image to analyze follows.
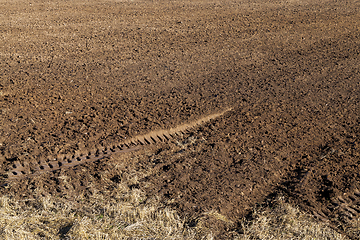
[1,0,360,238]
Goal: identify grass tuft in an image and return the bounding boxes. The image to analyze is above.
[237,196,348,240]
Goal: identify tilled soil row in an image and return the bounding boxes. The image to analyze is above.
[1,109,230,185]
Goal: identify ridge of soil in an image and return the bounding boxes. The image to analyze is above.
[2,109,230,183]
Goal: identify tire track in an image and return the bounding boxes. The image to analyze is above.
[1,108,232,184]
[280,145,360,239]
[310,189,360,240]
[328,189,360,225]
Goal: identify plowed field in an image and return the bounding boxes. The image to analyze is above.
[1,0,359,238]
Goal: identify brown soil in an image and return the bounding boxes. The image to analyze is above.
[1,0,359,238]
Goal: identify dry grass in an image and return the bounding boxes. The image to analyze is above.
[237,196,348,240]
[0,187,199,239]
[0,183,349,240]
